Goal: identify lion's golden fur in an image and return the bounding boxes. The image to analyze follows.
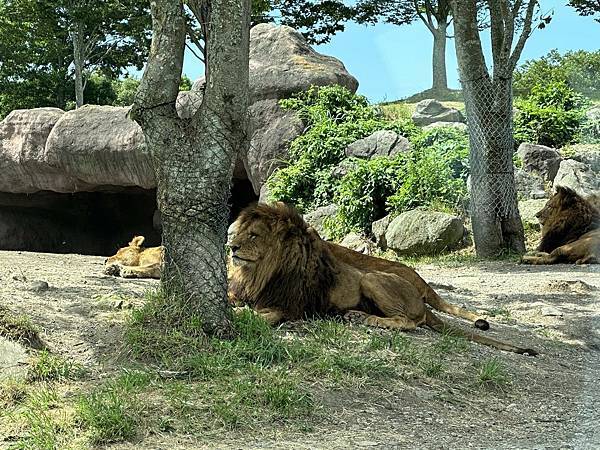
[104,236,163,278]
[228,202,537,355]
[522,186,599,265]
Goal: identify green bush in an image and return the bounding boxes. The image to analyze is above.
[514,49,600,99]
[267,85,470,237]
[514,81,587,148]
[267,85,418,212]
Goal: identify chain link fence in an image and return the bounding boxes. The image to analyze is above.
[461,78,519,219]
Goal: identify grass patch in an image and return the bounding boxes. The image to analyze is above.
[476,357,511,389]
[0,306,45,349]
[0,378,27,408]
[28,350,85,382]
[76,387,139,444]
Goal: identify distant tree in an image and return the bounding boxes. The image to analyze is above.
[356,0,454,95]
[131,0,250,337]
[568,0,600,22]
[450,0,544,257]
[0,0,150,114]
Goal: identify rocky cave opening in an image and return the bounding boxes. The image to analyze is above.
[0,178,258,256]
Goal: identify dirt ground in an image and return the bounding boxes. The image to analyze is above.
[0,250,599,449]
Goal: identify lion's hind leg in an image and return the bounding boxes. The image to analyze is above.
[347,272,427,330]
[343,310,418,330]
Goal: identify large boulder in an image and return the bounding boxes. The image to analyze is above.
[340,232,375,255]
[245,99,305,193]
[45,105,154,190]
[304,204,339,241]
[249,24,358,102]
[345,130,410,159]
[385,210,465,256]
[518,199,548,231]
[412,99,464,126]
[371,214,393,250]
[563,143,600,172]
[514,168,547,200]
[517,143,562,182]
[553,159,600,197]
[0,108,66,193]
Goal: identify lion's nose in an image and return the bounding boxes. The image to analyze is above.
[229,245,240,253]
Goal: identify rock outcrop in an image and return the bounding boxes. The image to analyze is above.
[412,99,464,126]
[345,130,410,159]
[517,143,562,182]
[385,210,465,256]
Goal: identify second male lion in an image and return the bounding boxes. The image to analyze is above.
[228,202,537,355]
[522,186,599,265]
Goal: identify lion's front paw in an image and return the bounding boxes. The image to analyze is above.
[103,263,122,277]
[343,310,369,325]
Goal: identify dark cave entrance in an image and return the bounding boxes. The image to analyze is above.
[0,178,258,256]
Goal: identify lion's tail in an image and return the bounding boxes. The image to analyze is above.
[425,289,490,331]
[425,310,537,356]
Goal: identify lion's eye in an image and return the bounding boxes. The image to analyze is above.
[249,233,258,240]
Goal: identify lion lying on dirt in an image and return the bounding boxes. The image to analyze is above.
[103,236,163,278]
[228,203,537,355]
[521,186,599,265]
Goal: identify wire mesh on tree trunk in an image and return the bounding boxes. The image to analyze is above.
[462,77,519,220]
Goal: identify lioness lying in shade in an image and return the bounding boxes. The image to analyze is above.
[103,236,163,278]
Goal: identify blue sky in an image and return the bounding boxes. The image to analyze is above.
[182,1,600,103]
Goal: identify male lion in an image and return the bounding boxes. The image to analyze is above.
[228,202,537,355]
[104,236,163,278]
[522,186,599,265]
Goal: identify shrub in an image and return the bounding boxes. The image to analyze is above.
[267,86,469,237]
[514,81,587,148]
[267,85,418,212]
[514,49,600,99]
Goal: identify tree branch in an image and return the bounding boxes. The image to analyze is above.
[131,0,186,122]
[508,0,538,70]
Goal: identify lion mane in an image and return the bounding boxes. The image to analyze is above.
[228,202,536,355]
[522,186,599,265]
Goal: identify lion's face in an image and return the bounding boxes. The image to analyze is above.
[227,217,272,268]
[536,194,561,230]
[105,236,146,266]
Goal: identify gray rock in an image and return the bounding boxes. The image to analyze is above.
[249,24,358,102]
[518,199,547,230]
[371,214,393,250]
[385,210,465,256]
[27,280,49,292]
[340,232,375,255]
[0,108,66,193]
[246,99,304,194]
[304,204,339,241]
[553,159,600,197]
[345,130,410,159]
[517,143,563,182]
[0,337,28,381]
[45,105,154,191]
[541,306,563,317]
[423,121,468,132]
[412,99,464,126]
[563,143,600,172]
[515,168,547,200]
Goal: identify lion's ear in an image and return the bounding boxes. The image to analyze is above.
[129,236,145,247]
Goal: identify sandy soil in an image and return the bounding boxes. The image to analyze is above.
[0,250,599,449]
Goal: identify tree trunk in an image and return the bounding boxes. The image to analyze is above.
[462,78,525,257]
[431,24,448,94]
[71,23,85,108]
[131,0,250,337]
[451,0,526,257]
